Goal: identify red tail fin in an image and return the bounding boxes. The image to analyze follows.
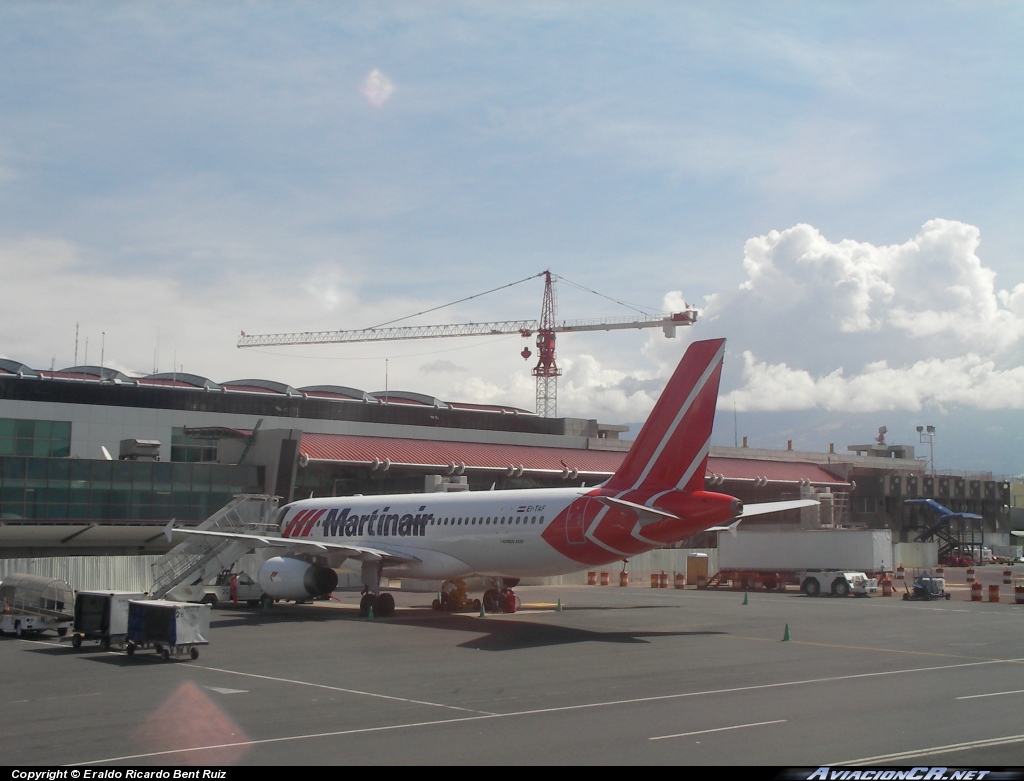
[604,338,725,494]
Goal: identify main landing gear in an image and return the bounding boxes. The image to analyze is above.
[359,561,396,618]
[359,591,395,618]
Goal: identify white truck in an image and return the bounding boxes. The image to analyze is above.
[715,529,892,597]
[167,570,266,607]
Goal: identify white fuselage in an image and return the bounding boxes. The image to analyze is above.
[281,486,593,581]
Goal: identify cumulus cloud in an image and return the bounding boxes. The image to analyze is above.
[707,220,1024,413]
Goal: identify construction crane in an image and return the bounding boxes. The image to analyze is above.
[238,271,697,417]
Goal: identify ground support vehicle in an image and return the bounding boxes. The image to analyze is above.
[0,574,74,637]
[71,591,147,650]
[799,570,878,597]
[902,572,951,601]
[432,579,482,612]
[125,600,210,661]
[712,529,892,593]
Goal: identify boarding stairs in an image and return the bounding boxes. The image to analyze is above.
[150,494,279,599]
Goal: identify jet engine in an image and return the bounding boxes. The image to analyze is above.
[258,556,339,601]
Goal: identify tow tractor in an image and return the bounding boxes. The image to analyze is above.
[433,579,481,612]
[903,571,951,601]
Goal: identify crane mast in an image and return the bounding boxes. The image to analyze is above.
[238,271,697,417]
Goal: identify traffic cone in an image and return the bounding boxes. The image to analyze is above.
[782,624,790,641]
[557,598,562,612]
[479,602,486,617]
[742,592,748,605]
[368,606,374,620]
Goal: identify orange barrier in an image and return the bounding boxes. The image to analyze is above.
[1016,584,1024,604]
[971,582,983,601]
[881,579,892,597]
[600,572,610,586]
[966,567,976,583]
[989,585,1000,603]
[935,566,944,576]
[650,574,659,588]
[619,571,629,587]
[675,572,685,589]
[587,571,597,586]
[659,571,669,589]
[896,565,905,580]
[1004,569,1012,585]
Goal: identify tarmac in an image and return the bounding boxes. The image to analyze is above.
[3,569,1024,767]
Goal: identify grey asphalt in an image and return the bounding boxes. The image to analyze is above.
[3,580,1024,767]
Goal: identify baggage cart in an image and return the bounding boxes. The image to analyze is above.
[0,574,74,637]
[125,600,211,661]
[71,591,147,650]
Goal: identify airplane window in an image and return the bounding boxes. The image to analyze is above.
[531,516,536,523]
[515,517,520,524]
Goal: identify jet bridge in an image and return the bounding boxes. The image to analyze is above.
[150,494,279,599]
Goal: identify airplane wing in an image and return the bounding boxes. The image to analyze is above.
[164,521,421,565]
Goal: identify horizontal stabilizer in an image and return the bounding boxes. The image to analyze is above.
[738,499,819,518]
[706,518,743,537]
[590,495,680,527]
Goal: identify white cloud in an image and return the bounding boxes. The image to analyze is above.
[710,220,1024,413]
[725,351,1024,413]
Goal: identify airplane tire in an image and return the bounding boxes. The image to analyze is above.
[359,593,377,617]
[377,593,395,618]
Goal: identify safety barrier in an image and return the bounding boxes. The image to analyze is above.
[895,565,904,580]
[966,567,976,583]
[650,574,659,588]
[600,572,610,586]
[675,572,685,589]
[935,565,944,576]
[881,579,893,597]
[588,571,597,586]
[989,585,1000,603]
[1016,582,1024,604]
[619,571,629,587]
[971,581,983,601]
[1004,569,1012,585]
[660,571,669,588]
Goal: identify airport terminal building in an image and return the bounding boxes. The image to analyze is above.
[0,358,1015,559]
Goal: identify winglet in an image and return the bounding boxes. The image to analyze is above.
[163,518,176,543]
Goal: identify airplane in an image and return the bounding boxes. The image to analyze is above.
[166,338,815,617]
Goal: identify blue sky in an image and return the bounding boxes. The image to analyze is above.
[2,3,1023,474]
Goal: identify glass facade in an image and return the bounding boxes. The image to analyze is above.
[0,456,259,522]
[0,418,71,458]
[170,427,219,463]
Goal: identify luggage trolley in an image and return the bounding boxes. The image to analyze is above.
[125,600,211,661]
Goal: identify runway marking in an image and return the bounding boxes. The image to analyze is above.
[650,719,786,740]
[957,688,1024,700]
[195,665,498,715]
[206,686,248,695]
[81,656,1024,765]
[834,733,1024,764]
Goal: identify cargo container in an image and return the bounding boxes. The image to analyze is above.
[713,529,892,596]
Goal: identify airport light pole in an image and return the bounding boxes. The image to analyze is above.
[916,425,936,476]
